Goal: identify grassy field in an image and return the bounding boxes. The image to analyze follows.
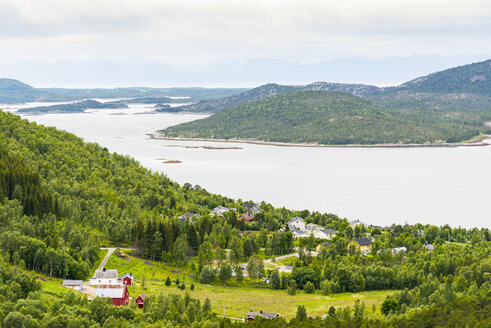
[104,249,394,319]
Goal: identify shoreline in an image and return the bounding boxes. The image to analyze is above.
[146,134,490,149]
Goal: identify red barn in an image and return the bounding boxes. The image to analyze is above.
[95,284,129,306]
[135,293,146,309]
[119,273,134,286]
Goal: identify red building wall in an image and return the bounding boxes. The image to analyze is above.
[136,296,144,308]
[122,276,133,286]
[111,286,129,306]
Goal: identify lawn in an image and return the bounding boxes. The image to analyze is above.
[105,249,395,319]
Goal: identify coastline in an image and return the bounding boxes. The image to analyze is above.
[146,133,490,149]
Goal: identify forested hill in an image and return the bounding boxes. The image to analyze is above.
[159,90,491,145]
[0,109,238,279]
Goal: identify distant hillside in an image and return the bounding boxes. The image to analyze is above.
[162,82,381,113]
[0,78,40,103]
[160,90,491,145]
[17,100,128,113]
[396,59,491,95]
[162,59,491,113]
[368,59,491,110]
[0,78,248,104]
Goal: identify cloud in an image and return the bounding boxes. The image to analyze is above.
[0,0,489,80]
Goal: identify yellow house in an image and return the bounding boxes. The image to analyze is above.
[348,238,372,255]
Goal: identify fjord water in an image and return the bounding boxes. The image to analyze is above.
[5,103,490,228]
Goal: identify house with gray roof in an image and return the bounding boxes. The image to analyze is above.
[178,212,201,225]
[246,310,280,321]
[243,203,261,214]
[62,280,83,291]
[89,268,119,286]
[287,216,306,231]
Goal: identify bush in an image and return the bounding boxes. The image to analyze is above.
[304,281,315,294]
[320,280,332,295]
[381,298,400,315]
[288,280,297,296]
[200,265,216,284]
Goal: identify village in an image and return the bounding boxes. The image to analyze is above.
[60,202,435,322]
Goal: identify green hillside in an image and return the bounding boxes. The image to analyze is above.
[0,109,489,326]
[159,90,491,144]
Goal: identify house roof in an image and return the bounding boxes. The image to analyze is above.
[118,273,133,280]
[136,293,146,301]
[294,230,306,235]
[246,311,280,319]
[243,203,258,211]
[239,213,255,222]
[95,285,126,298]
[92,269,118,279]
[353,237,371,246]
[288,216,305,224]
[62,280,83,286]
[322,228,336,235]
[306,223,318,227]
[349,219,365,226]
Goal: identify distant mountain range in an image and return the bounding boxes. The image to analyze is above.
[0,79,248,104]
[157,59,491,113]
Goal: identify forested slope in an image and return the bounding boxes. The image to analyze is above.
[160,90,491,144]
[0,109,489,327]
[0,110,236,279]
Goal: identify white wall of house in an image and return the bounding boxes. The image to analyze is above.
[89,277,118,286]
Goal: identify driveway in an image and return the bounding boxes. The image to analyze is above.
[98,247,117,270]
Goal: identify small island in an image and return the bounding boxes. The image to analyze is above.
[17,99,128,114]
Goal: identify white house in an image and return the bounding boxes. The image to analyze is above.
[349,219,365,228]
[210,206,236,216]
[178,212,201,225]
[321,228,337,238]
[89,268,119,286]
[287,217,306,231]
[292,230,307,239]
[313,230,329,239]
[62,280,83,291]
[305,223,319,232]
[392,247,407,255]
[424,244,435,252]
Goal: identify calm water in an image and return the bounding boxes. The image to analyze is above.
[4,102,490,228]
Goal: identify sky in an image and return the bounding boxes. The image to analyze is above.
[0,0,490,87]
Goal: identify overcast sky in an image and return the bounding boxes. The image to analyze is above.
[0,0,490,86]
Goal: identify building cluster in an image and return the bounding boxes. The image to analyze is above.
[63,268,147,308]
[281,216,337,240]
